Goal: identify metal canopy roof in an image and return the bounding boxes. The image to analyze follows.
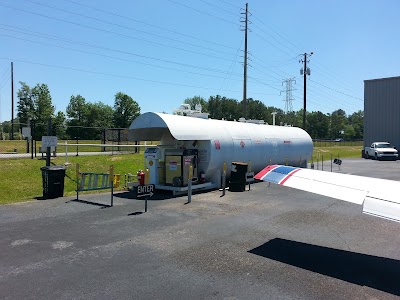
[129,112,213,141]
[129,112,308,142]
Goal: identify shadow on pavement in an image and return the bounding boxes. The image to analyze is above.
[115,190,177,201]
[249,238,400,296]
[66,199,111,208]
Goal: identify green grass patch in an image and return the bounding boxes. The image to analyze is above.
[0,153,145,205]
[0,145,364,205]
[312,146,363,162]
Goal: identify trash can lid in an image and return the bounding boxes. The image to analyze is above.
[232,161,248,166]
[41,165,66,171]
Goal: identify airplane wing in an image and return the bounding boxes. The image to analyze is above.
[254,165,400,223]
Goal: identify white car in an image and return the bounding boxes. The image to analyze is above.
[364,142,398,160]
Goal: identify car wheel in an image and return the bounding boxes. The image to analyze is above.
[374,153,379,160]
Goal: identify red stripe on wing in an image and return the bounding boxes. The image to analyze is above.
[279,168,301,185]
[254,165,279,180]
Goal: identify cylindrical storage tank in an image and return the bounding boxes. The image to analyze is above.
[129,113,313,186]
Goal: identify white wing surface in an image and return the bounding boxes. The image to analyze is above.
[254,165,400,223]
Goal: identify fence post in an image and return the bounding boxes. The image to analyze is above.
[76,163,80,201]
[322,154,324,171]
[222,162,227,196]
[110,165,114,207]
[187,164,193,203]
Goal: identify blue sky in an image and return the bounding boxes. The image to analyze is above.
[0,0,399,122]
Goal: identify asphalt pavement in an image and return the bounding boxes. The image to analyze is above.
[1,158,399,300]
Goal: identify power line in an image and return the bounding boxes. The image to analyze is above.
[251,22,298,56]
[0,32,245,81]
[0,74,11,90]
[0,57,277,97]
[0,3,239,62]
[309,79,363,101]
[218,39,243,93]
[198,0,239,16]
[217,0,242,10]
[251,14,303,54]
[0,27,282,91]
[0,24,240,75]
[61,0,237,50]
[165,0,238,25]
[25,0,237,57]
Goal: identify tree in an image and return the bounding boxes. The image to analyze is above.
[66,95,88,139]
[207,95,240,120]
[246,98,268,121]
[66,95,87,123]
[17,82,34,127]
[113,92,140,128]
[183,96,207,112]
[85,102,114,139]
[307,111,330,139]
[32,84,55,137]
[330,109,347,138]
[17,82,55,138]
[344,124,356,140]
[348,110,364,140]
[52,111,67,139]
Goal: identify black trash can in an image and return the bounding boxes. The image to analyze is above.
[229,162,248,192]
[41,166,66,199]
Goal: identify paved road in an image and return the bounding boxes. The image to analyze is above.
[1,159,399,299]
[0,151,132,159]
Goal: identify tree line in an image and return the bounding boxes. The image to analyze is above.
[1,82,140,140]
[0,82,363,141]
[183,96,363,140]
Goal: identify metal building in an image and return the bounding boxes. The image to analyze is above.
[364,76,400,149]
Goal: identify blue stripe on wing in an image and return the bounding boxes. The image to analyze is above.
[274,166,298,175]
[262,166,298,184]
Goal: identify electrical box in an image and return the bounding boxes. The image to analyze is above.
[165,149,198,186]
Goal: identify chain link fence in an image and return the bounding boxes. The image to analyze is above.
[0,123,157,159]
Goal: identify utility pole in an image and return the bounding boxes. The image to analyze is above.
[46,118,51,167]
[241,3,248,119]
[300,52,313,130]
[11,62,14,140]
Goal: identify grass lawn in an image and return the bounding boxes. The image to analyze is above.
[0,145,363,205]
[0,154,145,205]
[313,146,363,162]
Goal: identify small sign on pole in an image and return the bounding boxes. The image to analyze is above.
[42,136,58,148]
[22,127,31,139]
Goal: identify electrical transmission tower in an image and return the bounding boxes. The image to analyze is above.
[281,78,296,124]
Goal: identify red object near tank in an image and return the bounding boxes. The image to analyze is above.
[137,170,145,186]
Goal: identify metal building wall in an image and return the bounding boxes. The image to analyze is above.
[364,76,400,149]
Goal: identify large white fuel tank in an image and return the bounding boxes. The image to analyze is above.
[129,112,313,184]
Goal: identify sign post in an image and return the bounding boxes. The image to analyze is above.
[136,184,155,212]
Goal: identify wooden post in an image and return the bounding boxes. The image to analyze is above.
[76,163,80,201]
[110,165,114,207]
[222,162,227,196]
